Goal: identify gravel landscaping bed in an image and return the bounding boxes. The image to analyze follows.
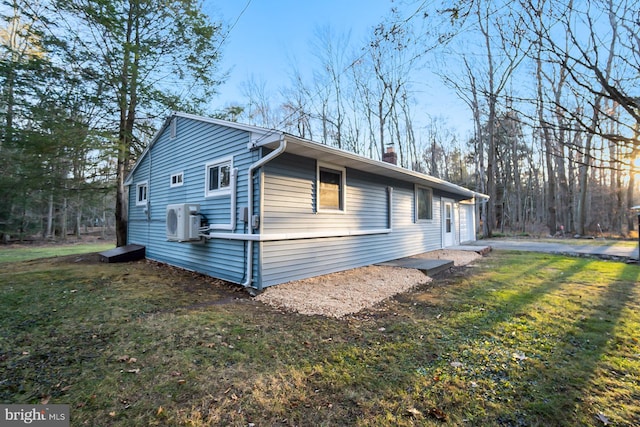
[256,249,483,318]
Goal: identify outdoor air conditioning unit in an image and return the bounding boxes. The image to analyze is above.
[166,203,201,242]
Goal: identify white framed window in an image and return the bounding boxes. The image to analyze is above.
[415,185,433,221]
[170,172,184,187]
[136,181,148,206]
[205,157,232,197]
[317,162,346,212]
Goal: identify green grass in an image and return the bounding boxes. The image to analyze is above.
[0,250,638,426]
[0,242,115,263]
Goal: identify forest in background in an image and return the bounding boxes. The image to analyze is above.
[1,0,639,243]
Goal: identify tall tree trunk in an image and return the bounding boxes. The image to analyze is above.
[61,196,68,240]
[46,193,54,238]
[628,143,639,233]
[115,0,140,247]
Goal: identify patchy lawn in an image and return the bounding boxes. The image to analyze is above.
[0,241,115,264]
[0,250,638,426]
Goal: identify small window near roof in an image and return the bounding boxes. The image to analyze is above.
[170,117,177,139]
[317,163,346,212]
[136,181,148,206]
[205,158,232,197]
[415,186,433,220]
[170,172,183,187]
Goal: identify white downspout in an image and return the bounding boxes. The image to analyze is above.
[241,135,287,288]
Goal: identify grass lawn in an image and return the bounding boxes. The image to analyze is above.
[0,241,115,264]
[0,250,638,426]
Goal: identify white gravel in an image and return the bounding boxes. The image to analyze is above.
[256,249,482,318]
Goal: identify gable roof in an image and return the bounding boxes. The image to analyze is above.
[125,112,488,201]
[124,112,281,186]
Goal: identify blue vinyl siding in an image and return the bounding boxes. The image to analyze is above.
[127,115,256,284]
[259,153,443,288]
[261,154,389,232]
[127,115,478,290]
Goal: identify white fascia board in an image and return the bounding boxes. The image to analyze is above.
[248,131,283,149]
[173,111,280,135]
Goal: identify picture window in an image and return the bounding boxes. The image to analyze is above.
[416,186,433,220]
[317,163,346,212]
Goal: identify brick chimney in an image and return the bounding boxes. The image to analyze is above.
[382,145,397,165]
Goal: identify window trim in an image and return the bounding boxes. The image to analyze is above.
[136,181,148,206]
[205,157,233,198]
[316,162,346,213]
[170,171,184,188]
[414,185,433,221]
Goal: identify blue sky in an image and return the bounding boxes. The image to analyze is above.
[204,0,474,138]
[207,0,393,104]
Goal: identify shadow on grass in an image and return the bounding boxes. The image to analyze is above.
[518,262,640,425]
[446,254,584,333]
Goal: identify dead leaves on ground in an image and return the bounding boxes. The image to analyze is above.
[116,354,140,374]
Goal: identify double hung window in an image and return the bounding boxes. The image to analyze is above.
[205,158,232,197]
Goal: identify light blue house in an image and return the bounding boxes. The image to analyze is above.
[125,112,487,290]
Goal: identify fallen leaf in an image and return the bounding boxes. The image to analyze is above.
[170,371,182,377]
[117,355,130,363]
[156,406,164,416]
[428,408,447,421]
[450,361,464,368]
[126,368,140,374]
[109,412,116,417]
[127,357,137,364]
[41,395,50,405]
[406,407,422,417]
[596,413,609,425]
[512,352,527,361]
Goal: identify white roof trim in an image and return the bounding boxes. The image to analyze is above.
[125,112,488,201]
[124,112,283,186]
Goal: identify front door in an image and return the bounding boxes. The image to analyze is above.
[443,200,455,247]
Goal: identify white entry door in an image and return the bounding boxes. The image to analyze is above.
[443,200,455,247]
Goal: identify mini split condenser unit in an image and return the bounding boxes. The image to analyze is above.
[166,203,201,242]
